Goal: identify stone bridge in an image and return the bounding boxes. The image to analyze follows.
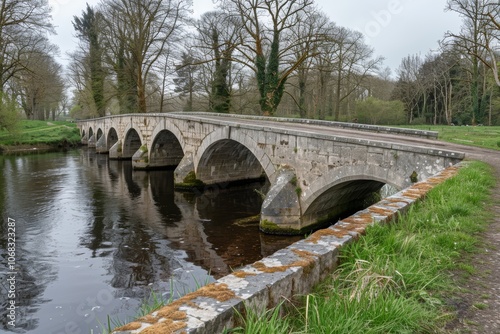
[77,113,464,235]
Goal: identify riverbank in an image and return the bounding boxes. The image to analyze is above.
[0,120,81,154]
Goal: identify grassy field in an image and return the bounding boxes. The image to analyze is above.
[230,161,495,333]
[0,120,81,147]
[399,125,500,151]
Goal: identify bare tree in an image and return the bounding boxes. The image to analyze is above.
[101,0,191,113]
[445,0,498,123]
[219,0,322,116]
[446,0,499,87]
[288,11,330,118]
[394,54,424,123]
[14,48,64,121]
[330,27,383,121]
[194,10,240,113]
[0,0,54,94]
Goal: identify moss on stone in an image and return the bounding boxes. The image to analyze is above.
[174,171,205,191]
[183,171,198,183]
[410,170,418,183]
[260,219,302,235]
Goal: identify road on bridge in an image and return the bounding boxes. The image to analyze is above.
[192,113,467,154]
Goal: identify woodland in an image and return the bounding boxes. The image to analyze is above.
[0,0,499,130]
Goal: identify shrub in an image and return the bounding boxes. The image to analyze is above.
[355,97,406,125]
[0,93,20,133]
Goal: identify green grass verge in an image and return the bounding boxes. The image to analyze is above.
[397,125,500,151]
[0,120,81,146]
[230,161,495,334]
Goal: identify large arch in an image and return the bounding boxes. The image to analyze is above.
[149,130,184,168]
[123,128,142,159]
[300,165,406,226]
[147,122,186,168]
[196,139,265,185]
[194,127,275,184]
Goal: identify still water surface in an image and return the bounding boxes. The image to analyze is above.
[0,149,301,333]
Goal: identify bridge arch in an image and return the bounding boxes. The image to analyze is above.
[149,127,184,167]
[301,165,406,226]
[88,127,94,139]
[107,128,119,151]
[122,126,143,159]
[96,128,103,141]
[194,127,275,185]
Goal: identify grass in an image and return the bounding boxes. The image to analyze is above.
[100,291,170,334]
[0,119,81,146]
[230,161,495,334]
[397,125,500,151]
[101,274,214,334]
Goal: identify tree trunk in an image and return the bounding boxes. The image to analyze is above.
[137,69,147,113]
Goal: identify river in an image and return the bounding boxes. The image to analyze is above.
[0,149,302,333]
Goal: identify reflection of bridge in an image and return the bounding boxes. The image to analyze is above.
[77,113,464,234]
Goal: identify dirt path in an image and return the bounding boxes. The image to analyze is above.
[442,145,500,333]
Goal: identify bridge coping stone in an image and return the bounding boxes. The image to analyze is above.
[167,112,440,140]
[111,163,462,334]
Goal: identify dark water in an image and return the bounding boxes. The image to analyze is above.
[0,149,301,334]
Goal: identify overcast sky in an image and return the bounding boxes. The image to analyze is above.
[49,0,463,76]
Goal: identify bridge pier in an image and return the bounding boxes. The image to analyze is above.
[109,140,123,159]
[173,153,200,188]
[81,131,88,145]
[260,166,302,235]
[96,134,108,153]
[132,145,149,168]
[88,134,96,148]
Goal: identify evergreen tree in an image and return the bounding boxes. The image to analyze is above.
[73,4,106,116]
[174,52,198,111]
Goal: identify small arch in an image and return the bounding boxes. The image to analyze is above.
[107,128,119,151]
[81,129,86,139]
[123,128,142,159]
[88,127,94,139]
[150,130,184,168]
[96,128,104,141]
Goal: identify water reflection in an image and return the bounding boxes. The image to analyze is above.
[0,149,301,333]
